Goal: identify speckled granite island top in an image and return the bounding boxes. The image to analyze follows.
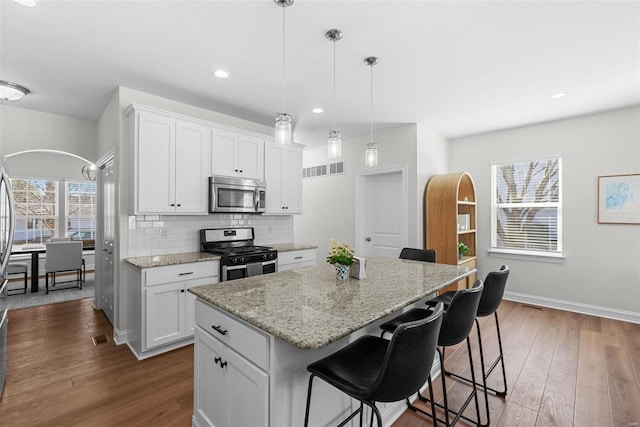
[190,257,475,349]
[270,243,318,252]
[125,252,220,269]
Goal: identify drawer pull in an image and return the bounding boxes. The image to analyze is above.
[294,256,303,260]
[179,272,194,276]
[212,325,228,336]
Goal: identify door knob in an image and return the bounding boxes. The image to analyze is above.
[365,237,371,242]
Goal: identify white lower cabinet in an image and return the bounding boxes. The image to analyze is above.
[277,249,317,271]
[194,300,269,427]
[194,327,269,427]
[126,260,219,360]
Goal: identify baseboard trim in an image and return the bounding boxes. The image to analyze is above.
[113,327,128,345]
[503,291,640,324]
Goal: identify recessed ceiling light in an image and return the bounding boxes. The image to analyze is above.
[214,70,229,79]
[312,108,323,114]
[13,0,38,7]
[0,80,30,101]
[550,92,567,100]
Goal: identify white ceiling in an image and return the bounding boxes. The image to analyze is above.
[1,0,639,147]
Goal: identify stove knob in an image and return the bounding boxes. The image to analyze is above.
[262,254,267,260]
[240,257,245,264]
[231,257,237,264]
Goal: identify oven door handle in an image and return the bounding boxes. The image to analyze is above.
[225,265,247,271]
[262,260,276,266]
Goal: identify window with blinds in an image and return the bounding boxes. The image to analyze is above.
[491,158,562,257]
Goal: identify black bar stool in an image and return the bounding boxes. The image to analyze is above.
[426,265,510,425]
[380,280,484,427]
[304,303,444,427]
[399,247,437,263]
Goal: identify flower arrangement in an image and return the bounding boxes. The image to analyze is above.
[326,239,355,266]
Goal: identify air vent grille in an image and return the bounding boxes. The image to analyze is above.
[303,161,345,179]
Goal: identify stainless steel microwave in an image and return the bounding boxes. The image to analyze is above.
[209,176,266,214]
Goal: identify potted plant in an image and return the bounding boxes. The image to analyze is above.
[327,239,354,280]
[458,242,471,260]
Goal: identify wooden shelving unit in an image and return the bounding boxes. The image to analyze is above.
[425,172,478,294]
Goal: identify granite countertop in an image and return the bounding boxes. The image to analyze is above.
[125,252,220,269]
[270,243,318,252]
[190,257,475,350]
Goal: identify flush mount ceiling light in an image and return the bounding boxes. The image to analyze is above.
[13,0,37,7]
[364,57,379,167]
[214,70,229,79]
[0,80,30,101]
[312,107,324,114]
[274,0,294,146]
[326,29,343,160]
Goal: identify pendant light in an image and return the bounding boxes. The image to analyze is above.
[364,57,379,167]
[326,29,343,160]
[274,0,294,146]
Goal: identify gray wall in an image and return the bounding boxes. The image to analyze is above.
[450,106,640,318]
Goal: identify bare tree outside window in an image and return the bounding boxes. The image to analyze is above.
[11,178,58,245]
[492,159,562,255]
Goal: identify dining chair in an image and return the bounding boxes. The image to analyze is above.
[7,262,28,295]
[50,237,86,281]
[45,241,83,294]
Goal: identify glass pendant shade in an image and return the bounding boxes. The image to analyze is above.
[365,142,378,167]
[275,113,292,146]
[327,130,342,159]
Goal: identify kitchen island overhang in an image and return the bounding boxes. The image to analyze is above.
[190,257,476,427]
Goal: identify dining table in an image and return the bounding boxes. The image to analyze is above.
[10,243,95,293]
[10,245,45,293]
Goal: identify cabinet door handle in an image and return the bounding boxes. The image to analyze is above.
[177,203,181,207]
[180,289,185,293]
[170,203,175,207]
[219,361,228,369]
[214,357,221,365]
[212,325,228,336]
[179,272,194,276]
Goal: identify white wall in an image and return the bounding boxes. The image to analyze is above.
[450,106,640,317]
[294,123,449,263]
[0,105,97,161]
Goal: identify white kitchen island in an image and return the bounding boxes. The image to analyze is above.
[189,257,475,427]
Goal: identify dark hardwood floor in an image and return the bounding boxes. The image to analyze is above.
[1,298,638,426]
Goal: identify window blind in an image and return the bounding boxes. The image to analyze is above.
[491,158,562,256]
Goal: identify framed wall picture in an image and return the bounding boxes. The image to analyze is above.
[598,174,640,224]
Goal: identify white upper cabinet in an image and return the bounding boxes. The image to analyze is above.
[264,142,303,214]
[128,105,210,215]
[212,128,264,181]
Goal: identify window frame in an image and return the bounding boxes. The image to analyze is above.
[10,176,96,247]
[11,176,59,246]
[490,157,564,260]
[65,180,97,240]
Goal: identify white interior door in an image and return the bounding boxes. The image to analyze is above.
[100,159,115,325]
[363,171,404,258]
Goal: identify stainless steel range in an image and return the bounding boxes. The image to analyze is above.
[200,227,277,282]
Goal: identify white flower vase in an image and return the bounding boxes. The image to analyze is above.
[335,264,349,281]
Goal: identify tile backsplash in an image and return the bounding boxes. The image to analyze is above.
[127,214,293,257]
